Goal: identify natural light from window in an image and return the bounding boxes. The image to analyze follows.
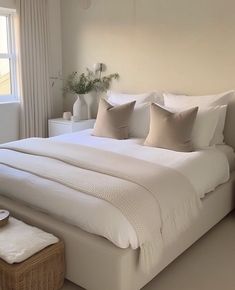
[0,11,17,101]
[0,16,11,95]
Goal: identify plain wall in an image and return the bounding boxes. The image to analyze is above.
[61,0,235,112]
[0,102,19,143]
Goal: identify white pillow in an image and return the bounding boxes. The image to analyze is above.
[107,91,164,137]
[164,91,234,145]
[215,144,235,172]
[107,91,164,105]
[192,107,221,149]
[167,106,221,149]
[210,105,227,145]
[129,103,151,138]
[164,91,233,107]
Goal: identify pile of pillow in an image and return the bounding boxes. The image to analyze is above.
[93,90,234,152]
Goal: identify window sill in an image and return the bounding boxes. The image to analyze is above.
[0,99,19,102]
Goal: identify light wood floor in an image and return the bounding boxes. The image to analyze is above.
[62,211,235,290]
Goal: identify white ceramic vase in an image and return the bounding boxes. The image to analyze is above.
[73,94,88,120]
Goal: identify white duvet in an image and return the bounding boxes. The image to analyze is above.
[0,129,231,250]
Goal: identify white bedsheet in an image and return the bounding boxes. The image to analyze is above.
[53,129,230,199]
[216,144,235,172]
[0,130,231,250]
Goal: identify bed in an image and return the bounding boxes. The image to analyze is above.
[0,97,235,290]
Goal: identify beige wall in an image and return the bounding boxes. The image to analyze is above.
[61,0,235,111]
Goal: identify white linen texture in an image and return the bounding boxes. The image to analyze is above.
[0,132,231,270]
[163,90,234,145]
[0,138,202,271]
[0,131,230,252]
[165,105,222,149]
[16,0,52,138]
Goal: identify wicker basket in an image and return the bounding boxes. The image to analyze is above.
[0,241,65,290]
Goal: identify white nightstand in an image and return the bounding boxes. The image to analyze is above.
[48,118,96,137]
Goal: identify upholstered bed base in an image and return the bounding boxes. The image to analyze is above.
[0,171,234,290]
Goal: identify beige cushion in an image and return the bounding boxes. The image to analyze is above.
[93,98,136,139]
[144,103,198,152]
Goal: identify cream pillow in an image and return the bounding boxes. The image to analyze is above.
[144,103,198,152]
[93,98,135,139]
[164,91,234,145]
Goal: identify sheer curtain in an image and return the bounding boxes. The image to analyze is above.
[16,0,52,138]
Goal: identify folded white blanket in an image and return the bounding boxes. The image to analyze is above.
[0,138,201,271]
[0,217,59,264]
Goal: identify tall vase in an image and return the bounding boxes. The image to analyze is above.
[73,94,88,120]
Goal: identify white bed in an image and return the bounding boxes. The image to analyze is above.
[52,129,232,199]
[0,130,232,250]
[0,98,235,290]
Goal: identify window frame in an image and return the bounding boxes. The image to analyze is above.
[0,8,18,103]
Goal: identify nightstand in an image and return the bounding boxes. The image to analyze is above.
[48,118,96,137]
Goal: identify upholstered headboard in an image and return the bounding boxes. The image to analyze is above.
[224,98,235,150]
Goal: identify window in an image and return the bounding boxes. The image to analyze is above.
[0,9,17,102]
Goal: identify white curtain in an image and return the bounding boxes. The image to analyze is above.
[16,0,52,138]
